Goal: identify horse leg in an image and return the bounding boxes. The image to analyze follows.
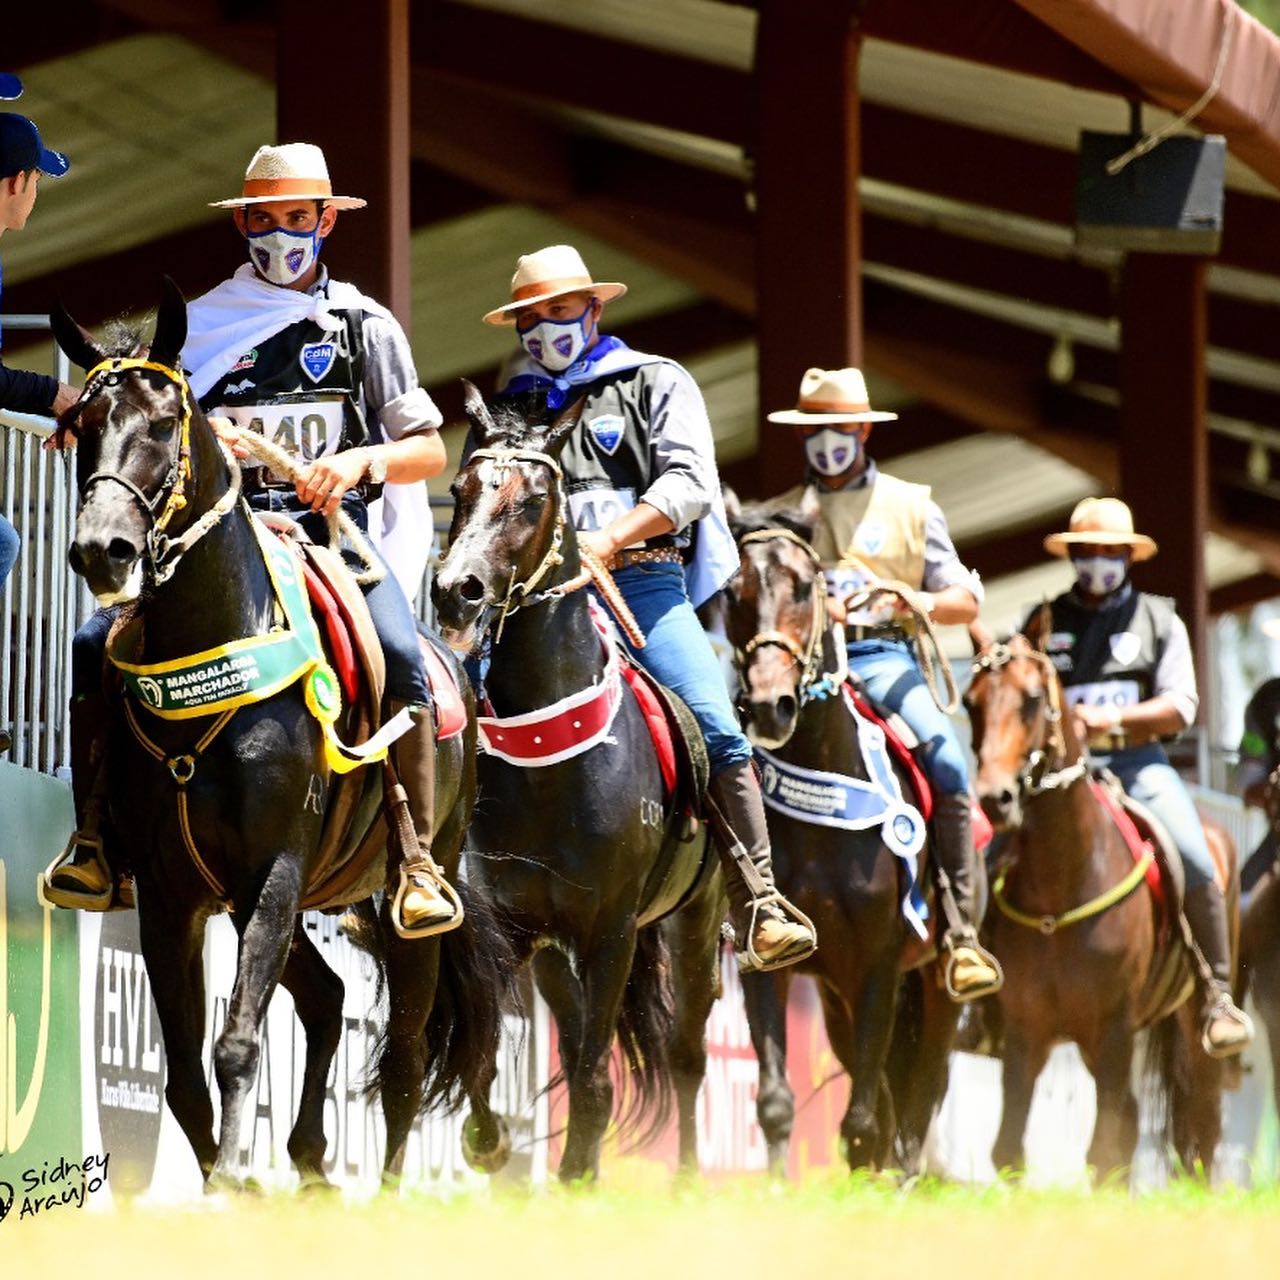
[1081,1022,1139,1184]
[819,964,897,1171]
[740,968,794,1177]
[137,895,217,1179]
[992,1023,1048,1174]
[276,923,345,1190]
[556,930,637,1184]
[209,856,304,1189]
[378,921,442,1185]
[1174,1007,1223,1179]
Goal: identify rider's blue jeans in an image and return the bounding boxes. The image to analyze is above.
[70,492,430,707]
[0,515,18,591]
[1092,742,1215,891]
[847,637,970,797]
[606,561,752,775]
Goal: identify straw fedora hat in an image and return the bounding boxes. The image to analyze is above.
[766,367,899,425]
[209,143,366,210]
[1044,497,1157,561]
[483,245,627,326]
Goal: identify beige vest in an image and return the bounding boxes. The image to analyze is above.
[778,471,930,624]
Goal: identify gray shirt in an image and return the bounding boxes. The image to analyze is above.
[636,361,716,533]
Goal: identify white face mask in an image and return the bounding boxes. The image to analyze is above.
[518,305,593,372]
[804,428,861,477]
[1073,554,1128,596]
[247,226,320,286]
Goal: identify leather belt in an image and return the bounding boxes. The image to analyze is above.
[845,624,908,643]
[606,546,683,571]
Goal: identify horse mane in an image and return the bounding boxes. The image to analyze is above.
[727,497,816,544]
[100,318,149,359]
[488,387,561,449]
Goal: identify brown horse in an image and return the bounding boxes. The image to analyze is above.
[721,494,958,1174]
[1238,769,1280,1124]
[967,614,1232,1179]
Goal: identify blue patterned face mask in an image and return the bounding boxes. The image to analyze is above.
[518,303,594,372]
[1073,554,1128,596]
[246,225,320,285]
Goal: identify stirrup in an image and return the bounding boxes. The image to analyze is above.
[389,859,464,941]
[940,928,1005,1003]
[39,831,117,912]
[1200,995,1254,1059]
[735,891,817,974]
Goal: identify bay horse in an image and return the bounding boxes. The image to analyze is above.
[49,282,511,1190]
[720,492,959,1174]
[967,612,1231,1180]
[432,384,725,1183]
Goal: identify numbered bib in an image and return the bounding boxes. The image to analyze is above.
[824,565,893,627]
[216,396,347,477]
[568,487,638,537]
[1064,679,1141,709]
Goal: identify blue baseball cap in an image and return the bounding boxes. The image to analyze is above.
[0,112,69,179]
[0,73,22,100]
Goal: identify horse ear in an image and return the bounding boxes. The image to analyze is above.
[799,483,822,529]
[542,395,585,456]
[50,303,105,372]
[149,275,188,371]
[461,379,499,447]
[969,619,994,654]
[722,484,742,524]
[1025,601,1053,651]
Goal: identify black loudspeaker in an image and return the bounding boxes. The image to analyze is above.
[1075,131,1225,254]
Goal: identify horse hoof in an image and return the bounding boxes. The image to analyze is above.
[461,1114,512,1175]
[297,1170,337,1195]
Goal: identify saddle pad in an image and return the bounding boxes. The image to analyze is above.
[421,638,467,742]
[620,664,677,796]
[299,553,360,704]
[1091,778,1166,913]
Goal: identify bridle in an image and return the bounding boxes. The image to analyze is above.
[733,527,843,704]
[970,640,1087,797]
[466,445,591,639]
[76,356,241,586]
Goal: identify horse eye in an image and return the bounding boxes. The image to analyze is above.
[794,578,812,603]
[151,416,178,437]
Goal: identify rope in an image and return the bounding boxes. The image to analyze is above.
[579,543,647,649]
[992,849,1155,937]
[232,432,385,587]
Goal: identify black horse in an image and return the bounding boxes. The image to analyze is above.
[720,492,959,1173]
[50,282,510,1190]
[432,385,725,1183]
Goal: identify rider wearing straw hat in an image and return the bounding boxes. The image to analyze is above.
[767,367,1003,1002]
[1037,496,1253,1056]
[479,243,817,972]
[47,143,460,938]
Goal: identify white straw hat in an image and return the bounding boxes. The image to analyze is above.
[210,143,367,210]
[483,244,627,326]
[1044,497,1158,561]
[766,367,899,425]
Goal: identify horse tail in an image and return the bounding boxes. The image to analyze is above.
[419,875,523,1114]
[1142,1008,1191,1166]
[611,921,676,1150]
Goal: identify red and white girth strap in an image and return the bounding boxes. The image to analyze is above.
[477,601,623,767]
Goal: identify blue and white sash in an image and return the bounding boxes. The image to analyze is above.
[755,695,929,938]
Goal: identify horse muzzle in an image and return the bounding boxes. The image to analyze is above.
[977,780,1022,833]
[69,528,145,605]
[740,693,800,750]
[432,568,493,652]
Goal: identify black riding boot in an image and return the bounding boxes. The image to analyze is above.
[1183,879,1254,1058]
[707,760,816,973]
[386,700,463,939]
[934,791,1003,1002]
[42,693,129,910]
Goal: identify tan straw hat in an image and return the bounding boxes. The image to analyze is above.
[766,367,899,425]
[1044,497,1157,561]
[210,143,367,210]
[483,244,627,326]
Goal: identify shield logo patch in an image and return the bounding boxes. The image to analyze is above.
[858,521,887,556]
[300,342,337,384]
[1109,631,1142,667]
[587,414,625,456]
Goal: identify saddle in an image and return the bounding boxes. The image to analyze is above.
[256,516,466,911]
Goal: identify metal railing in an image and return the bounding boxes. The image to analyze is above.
[1,314,88,774]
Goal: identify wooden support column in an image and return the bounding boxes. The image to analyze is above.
[752,0,862,496]
[277,0,411,328]
[1118,253,1209,700]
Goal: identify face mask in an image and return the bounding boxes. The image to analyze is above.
[246,225,321,286]
[804,428,861,477]
[518,304,594,372]
[1073,554,1128,596]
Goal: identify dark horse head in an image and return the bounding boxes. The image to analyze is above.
[722,484,827,749]
[965,606,1082,832]
[433,382,581,651]
[51,278,201,605]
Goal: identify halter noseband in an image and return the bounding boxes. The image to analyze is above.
[734,527,842,704]
[466,446,590,639]
[970,641,1087,796]
[77,356,240,586]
